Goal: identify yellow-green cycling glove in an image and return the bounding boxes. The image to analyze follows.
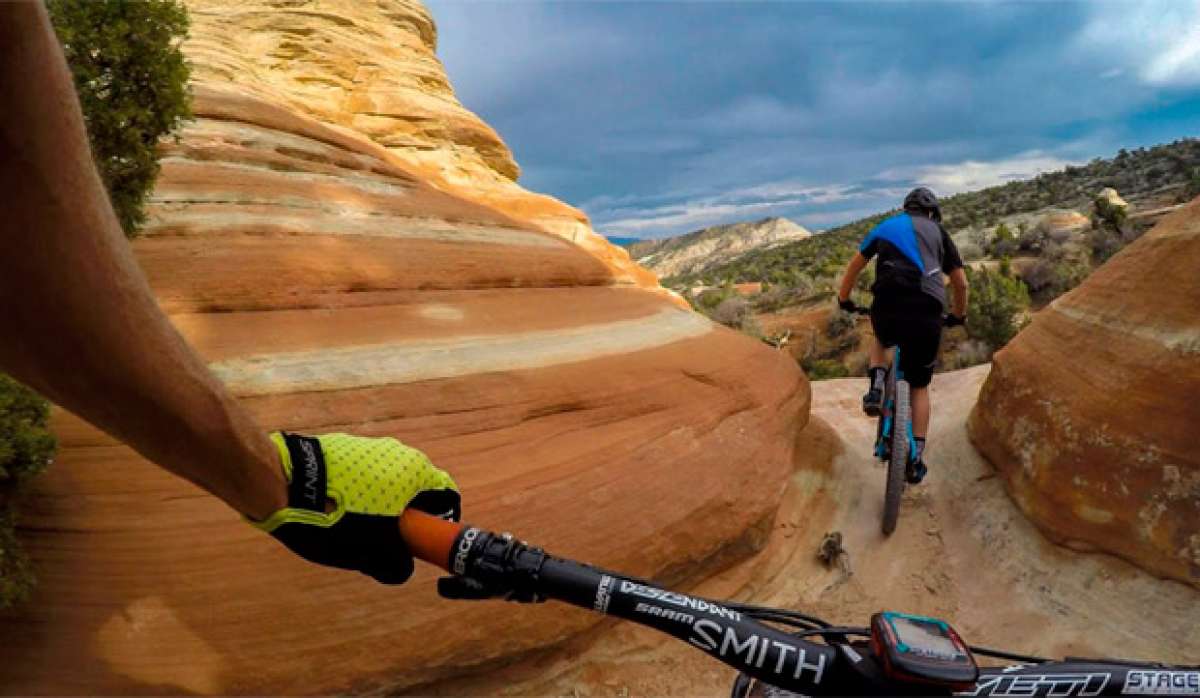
[252,432,460,584]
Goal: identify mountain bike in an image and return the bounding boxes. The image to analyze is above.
[399,510,1198,696]
[844,302,911,536]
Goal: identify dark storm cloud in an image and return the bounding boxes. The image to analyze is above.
[427,1,1200,238]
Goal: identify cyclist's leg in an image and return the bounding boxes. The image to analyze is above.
[897,303,941,483]
[865,306,900,415]
[912,386,930,439]
[869,338,888,368]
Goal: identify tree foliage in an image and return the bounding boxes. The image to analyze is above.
[965,266,1030,354]
[0,376,56,609]
[47,0,192,236]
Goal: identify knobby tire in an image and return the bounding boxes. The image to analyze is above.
[882,377,908,536]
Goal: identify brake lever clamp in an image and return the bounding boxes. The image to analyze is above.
[437,528,548,603]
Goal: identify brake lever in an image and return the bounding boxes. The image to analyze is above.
[436,530,548,603]
[436,575,497,600]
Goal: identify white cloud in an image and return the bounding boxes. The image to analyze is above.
[591,178,895,237]
[599,200,804,236]
[886,151,1077,197]
[1075,1,1200,88]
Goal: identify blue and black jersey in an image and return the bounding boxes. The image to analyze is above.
[860,212,963,310]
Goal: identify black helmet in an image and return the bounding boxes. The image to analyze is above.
[903,187,942,222]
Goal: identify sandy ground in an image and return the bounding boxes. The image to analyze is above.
[414,365,1200,696]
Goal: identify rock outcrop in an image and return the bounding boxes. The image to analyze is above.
[0,1,807,693]
[630,217,811,279]
[179,0,656,290]
[1037,209,1091,242]
[1097,186,1129,213]
[969,197,1200,588]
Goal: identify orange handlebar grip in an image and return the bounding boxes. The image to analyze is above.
[399,509,463,572]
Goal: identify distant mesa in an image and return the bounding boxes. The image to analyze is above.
[629,217,812,278]
[969,195,1200,589]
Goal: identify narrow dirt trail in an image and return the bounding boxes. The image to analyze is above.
[415,365,1200,696]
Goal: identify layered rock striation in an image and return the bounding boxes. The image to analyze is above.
[969,197,1200,588]
[180,0,656,289]
[0,1,807,693]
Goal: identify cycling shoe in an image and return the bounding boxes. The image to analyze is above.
[862,388,883,416]
[905,458,927,485]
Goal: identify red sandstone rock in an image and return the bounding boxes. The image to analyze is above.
[969,197,1200,588]
[0,1,806,693]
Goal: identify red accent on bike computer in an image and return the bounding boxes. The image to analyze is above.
[870,611,978,690]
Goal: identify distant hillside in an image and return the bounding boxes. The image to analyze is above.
[939,139,1200,230]
[630,217,811,278]
[669,138,1200,289]
[676,137,1200,383]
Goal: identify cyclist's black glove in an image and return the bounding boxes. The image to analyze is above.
[251,432,461,584]
[943,313,965,328]
[838,298,858,313]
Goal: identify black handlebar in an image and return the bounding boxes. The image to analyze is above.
[442,524,1199,697]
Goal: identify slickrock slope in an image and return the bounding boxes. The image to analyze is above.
[0,1,806,694]
[420,368,1199,696]
[631,217,811,279]
[969,197,1200,588]
[179,0,656,289]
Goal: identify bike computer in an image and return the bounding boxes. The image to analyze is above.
[870,611,978,690]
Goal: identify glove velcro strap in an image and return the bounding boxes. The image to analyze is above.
[249,432,337,533]
[281,432,327,512]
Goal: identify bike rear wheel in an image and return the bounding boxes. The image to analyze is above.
[882,378,909,536]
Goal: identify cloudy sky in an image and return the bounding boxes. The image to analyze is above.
[427,1,1200,239]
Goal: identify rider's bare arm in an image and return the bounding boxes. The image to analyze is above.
[838,252,869,302]
[0,4,285,519]
[948,267,969,318]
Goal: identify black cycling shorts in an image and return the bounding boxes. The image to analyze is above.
[870,295,943,388]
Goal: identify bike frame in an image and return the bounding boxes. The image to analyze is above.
[874,347,915,465]
[398,511,1198,697]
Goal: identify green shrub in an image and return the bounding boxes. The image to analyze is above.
[47,0,193,237]
[958,241,984,261]
[1093,194,1128,229]
[696,286,736,311]
[1184,168,1200,201]
[1089,225,1123,263]
[802,358,850,380]
[988,223,1019,258]
[711,296,751,328]
[0,375,56,610]
[825,309,857,339]
[965,266,1031,354]
[940,339,993,371]
[1017,221,1045,252]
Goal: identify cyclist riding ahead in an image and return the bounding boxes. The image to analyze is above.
[836,188,968,485]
